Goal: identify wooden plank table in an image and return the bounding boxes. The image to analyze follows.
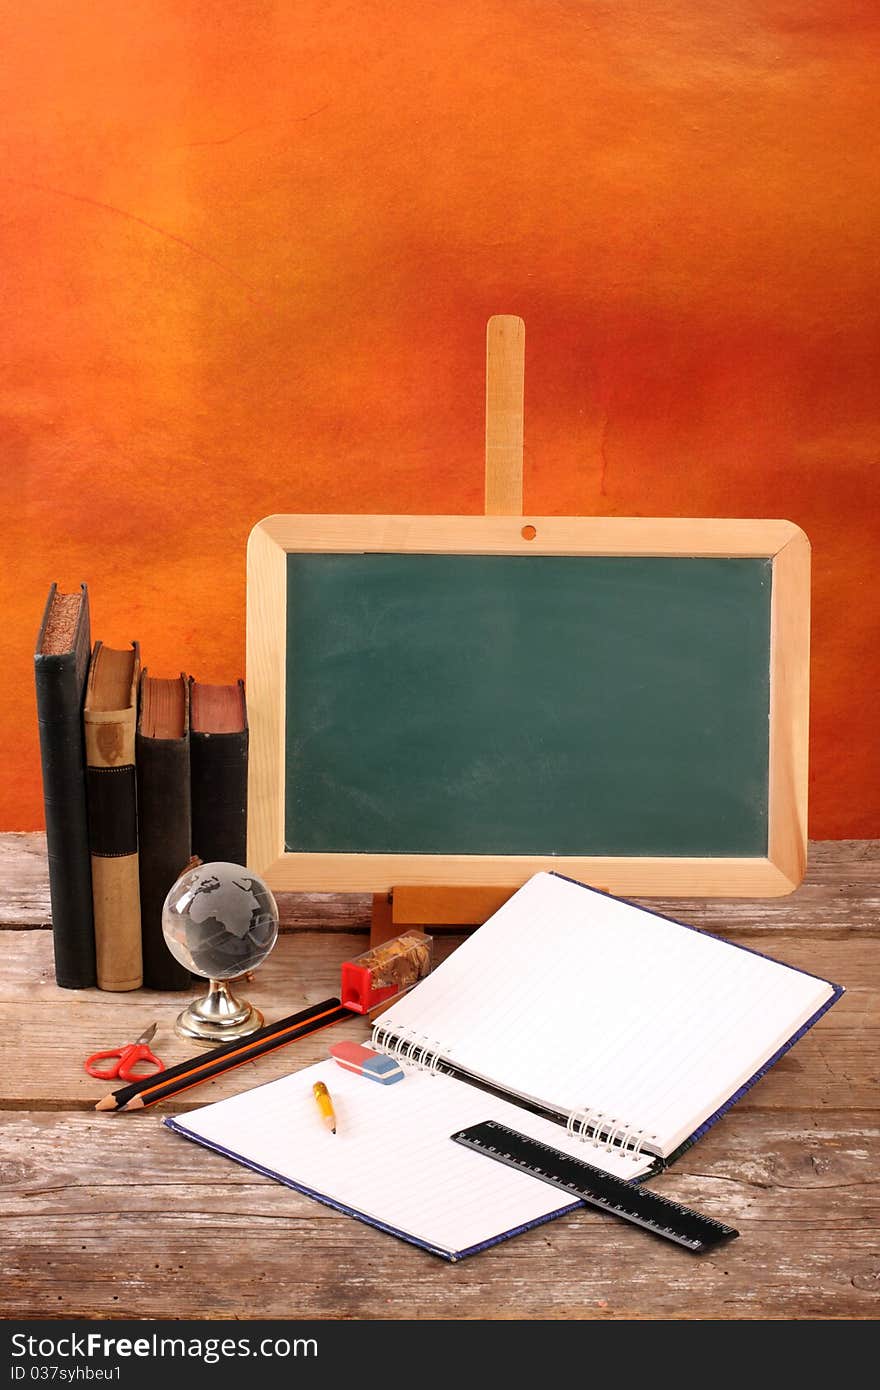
[1,834,877,1320]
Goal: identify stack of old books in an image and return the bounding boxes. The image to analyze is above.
[33,582,249,991]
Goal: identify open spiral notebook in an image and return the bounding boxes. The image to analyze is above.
[167,872,842,1260]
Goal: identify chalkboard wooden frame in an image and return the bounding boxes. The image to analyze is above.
[246,514,809,896]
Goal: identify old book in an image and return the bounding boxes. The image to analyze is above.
[83,641,142,991]
[137,672,192,990]
[33,583,96,988]
[190,679,248,865]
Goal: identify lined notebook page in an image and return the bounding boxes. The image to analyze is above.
[168,1058,654,1260]
[377,873,836,1158]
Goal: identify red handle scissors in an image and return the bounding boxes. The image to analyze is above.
[85,1022,165,1082]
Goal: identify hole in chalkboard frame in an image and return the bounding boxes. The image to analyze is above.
[521,524,537,540]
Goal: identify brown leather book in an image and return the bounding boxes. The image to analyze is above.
[190,679,248,866]
[137,672,192,990]
[83,641,142,991]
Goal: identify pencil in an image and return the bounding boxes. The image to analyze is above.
[312,1080,337,1133]
[95,998,349,1112]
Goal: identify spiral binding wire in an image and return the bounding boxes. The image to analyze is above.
[371,1020,446,1076]
[374,1020,652,1162]
[565,1106,650,1163]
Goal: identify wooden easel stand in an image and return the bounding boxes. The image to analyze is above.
[372,316,526,945]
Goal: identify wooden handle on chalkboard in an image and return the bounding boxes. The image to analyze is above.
[485,315,525,515]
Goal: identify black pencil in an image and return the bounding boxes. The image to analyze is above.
[95,998,349,1112]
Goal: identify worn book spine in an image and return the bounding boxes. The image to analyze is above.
[137,676,192,990]
[190,680,249,865]
[84,644,143,991]
[33,584,96,988]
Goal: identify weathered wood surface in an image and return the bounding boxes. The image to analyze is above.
[4,832,879,931]
[0,833,373,931]
[0,930,873,1112]
[0,834,877,1320]
[2,1110,877,1319]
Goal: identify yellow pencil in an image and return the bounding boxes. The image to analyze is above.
[312,1080,337,1134]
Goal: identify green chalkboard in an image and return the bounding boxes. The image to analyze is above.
[285,554,772,857]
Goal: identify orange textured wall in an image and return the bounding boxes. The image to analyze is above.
[3,1,878,836]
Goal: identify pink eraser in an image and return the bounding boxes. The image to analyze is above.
[330,1041,405,1084]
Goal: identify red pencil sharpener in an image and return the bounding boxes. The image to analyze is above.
[341,931,433,1014]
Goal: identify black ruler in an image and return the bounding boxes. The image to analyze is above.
[452,1120,738,1254]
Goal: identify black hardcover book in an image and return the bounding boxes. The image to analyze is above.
[189,678,248,865]
[137,672,193,989]
[34,583,96,988]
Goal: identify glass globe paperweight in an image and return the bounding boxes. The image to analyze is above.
[162,861,280,1043]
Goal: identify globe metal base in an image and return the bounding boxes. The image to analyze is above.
[175,978,264,1044]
